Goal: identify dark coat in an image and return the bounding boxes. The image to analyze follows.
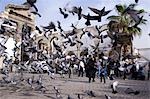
[85,58,97,78]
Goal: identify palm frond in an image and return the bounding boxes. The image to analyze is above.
[137,9,145,14]
[115,4,126,14]
[107,15,121,21]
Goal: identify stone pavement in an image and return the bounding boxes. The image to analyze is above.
[0,73,149,99]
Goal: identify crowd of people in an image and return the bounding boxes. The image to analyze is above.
[1,50,149,84]
[18,52,148,82]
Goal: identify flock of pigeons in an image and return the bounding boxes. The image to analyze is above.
[0,0,146,99]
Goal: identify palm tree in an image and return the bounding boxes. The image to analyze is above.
[107,3,147,60]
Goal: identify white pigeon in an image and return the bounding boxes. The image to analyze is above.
[105,94,111,99]
[111,81,119,94]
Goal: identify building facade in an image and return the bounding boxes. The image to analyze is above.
[0,4,35,68]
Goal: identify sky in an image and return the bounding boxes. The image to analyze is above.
[0,0,150,52]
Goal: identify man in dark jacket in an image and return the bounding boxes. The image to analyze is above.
[86,55,97,83]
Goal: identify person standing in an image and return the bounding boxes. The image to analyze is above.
[123,60,129,80]
[86,55,97,83]
[96,58,102,78]
[100,66,107,83]
[147,62,150,80]
[78,59,85,77]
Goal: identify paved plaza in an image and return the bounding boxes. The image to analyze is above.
[0,73,149,99]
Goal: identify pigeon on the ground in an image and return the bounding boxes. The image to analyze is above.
[111,81,119,94]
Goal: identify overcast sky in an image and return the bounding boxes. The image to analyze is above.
[0,0,150,49]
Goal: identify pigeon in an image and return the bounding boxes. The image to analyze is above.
[82,13,104,25]
[43,31,52,39]
[88,7,105,16]
[57,21,63,32]
[105,94,111,99]
[100,35,104,43]
[50,36,58,43]
[88,7,111,21]
[31,11,41,17]
[27,0,37,5]
[59,8,68,19]
[27,76,34,88]
[111,81,119,94]
[71,23,77,29]
[23,0,38,12]
[80,28,86,39]
[125,88,140,95]
[69,29,77,36]
[90,42,100,52]
[0,35,8,45]
[0,43,7,56]
[60,32,67,38]
[70,42,76,46]
[77,94,80,99]
[82,13,91,26]
[95,25,101,35]
[133,16,144,27]
[0,19,16,35]
[54,86,61,94]
[135,0,139,3]
[35,26,42,34]
[76,6,82,20]
[67,95,73,99]
[36,75,42,85]
[87,90,96,97]
[95,25,107,36]
[76,40,83,46]
[77,94,83,99]
[122,4,141,23]
[41,22,57,32]
[2,76,11,84]
[38,38,43,44]
[0,27,5,34]
[64,6,82,20]
[71,6,82,20]
[53,40,62,52]
[87,32,95,39]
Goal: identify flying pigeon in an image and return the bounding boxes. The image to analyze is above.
[35,26,42,34]
[53,40,62,52]
[76,40,83,46]
[71,23,77,29]
[31,11,41,17]
[64,6,82,20]
[57,21,64,32]
[82,13,91,26]
[71,6,82,20]
[59,8,68,19]
[135,0,139,3]
[41,22,57,32]
[87,32,95,39]
[23,0,38,12]
[88,7,111,21]
[80,28,86,39]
